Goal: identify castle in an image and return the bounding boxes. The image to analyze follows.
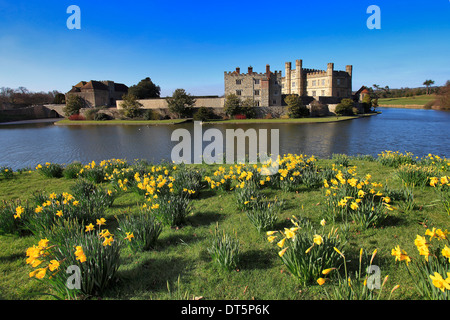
[224,59,353,107]
[66,80,128,107]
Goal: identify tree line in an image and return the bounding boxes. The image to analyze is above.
[0,87,65,108]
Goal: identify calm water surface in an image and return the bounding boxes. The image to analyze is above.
[0,108,449,170]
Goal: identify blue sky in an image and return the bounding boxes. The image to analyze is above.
[0,0,449,97]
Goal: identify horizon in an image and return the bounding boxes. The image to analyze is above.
[0,0,449,97]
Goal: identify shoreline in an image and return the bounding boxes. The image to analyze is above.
[53,113,379,126]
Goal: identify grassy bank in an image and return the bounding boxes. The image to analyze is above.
[378,95,437,108]
[55,114,377,126]
[55,119,189,126]
[0,152,449,300]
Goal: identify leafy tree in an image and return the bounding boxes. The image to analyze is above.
[335,98,355,116]
[361,94,372,113]
[240,98,257,119]
[284,95,309,118]
[53,93,66,104]
[63,94,85,116]
[128,77,161,99]
[423,80,435,95]
[193,106,214,121]
[119,94,143,118]
[166,89,196,119]
[436,80,450,110]
[224,94,241,117]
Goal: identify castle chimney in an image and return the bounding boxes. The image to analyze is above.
[346,65,352,77]
[236,67,240,74]
[248,66,253,74]
[266,64,270,76]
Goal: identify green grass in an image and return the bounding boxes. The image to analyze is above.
[55,119,188,126]
[204,115,367,124]
[378,95,437,107]
[55,114,376,126]
[0,157,448,300]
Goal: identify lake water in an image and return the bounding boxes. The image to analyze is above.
[0,107,449,170]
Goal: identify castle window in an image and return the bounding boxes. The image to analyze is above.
[312,80,316,87]
[254,79,260,85]
[236,79,241,85]
[321,90,325,96]
[292,82,295,87]
[254,90,260,96]
[272,100,277,105]
[322,79,325,86]
[274,90,279,95]
[255,100,260,106]
[312,91,316,96]
[337,79,341,85]
[236,90,242,96]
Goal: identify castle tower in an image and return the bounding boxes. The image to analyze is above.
[327,63,334,96]
[285,62,292,94]
[295,59,303,95]
[346,65,353,96]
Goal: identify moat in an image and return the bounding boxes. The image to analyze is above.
[1,107,449,170]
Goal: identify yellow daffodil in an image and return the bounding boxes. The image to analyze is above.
[85,223,95,232]
[429,272,450,292]
[278,247,288,257]
[317,278,326,286]
[96,218,106,226]
[391,245,411,265]
[48,260,60,272]
[102,236,114,246]
[442,245,450,262]
[125,232,134,241]
[313,234,323,245]
[277,238,286,248]
[14,206,24,219]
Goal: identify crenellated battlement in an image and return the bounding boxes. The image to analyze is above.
[224,59,353,105]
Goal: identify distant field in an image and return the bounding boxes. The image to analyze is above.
[378,94,436,107]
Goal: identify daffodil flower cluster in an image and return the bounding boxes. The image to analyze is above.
[392,227,450,299]
[267,216,344,285]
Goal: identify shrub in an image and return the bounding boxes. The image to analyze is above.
[335,98,355,116]
[64,95,85,117]
[119,94,143,119]
[94,112,112,121]
[36,162,64,178]
[116,208,163,252]
[285,95,309,118]
[142,109,160,120]
[193,106,214,121]
[68,114,86,121]
[208,224,240,272]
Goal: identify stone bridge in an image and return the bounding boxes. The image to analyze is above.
[43,104,66,117]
